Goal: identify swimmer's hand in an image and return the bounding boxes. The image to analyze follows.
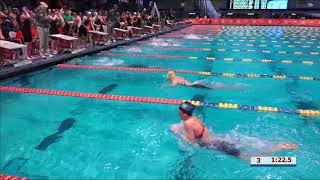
[170,124,180,134]
[161,85,174,88]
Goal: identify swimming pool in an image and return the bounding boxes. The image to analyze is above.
[1,25,319,179]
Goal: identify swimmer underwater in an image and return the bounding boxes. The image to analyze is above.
[161,71,245,90]
[171,102,299,159]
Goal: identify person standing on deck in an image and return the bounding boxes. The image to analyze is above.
[107,4,119,42]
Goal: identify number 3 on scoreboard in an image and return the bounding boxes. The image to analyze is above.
[257,157,261,163]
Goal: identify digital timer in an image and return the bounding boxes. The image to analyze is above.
[251,157,296,166]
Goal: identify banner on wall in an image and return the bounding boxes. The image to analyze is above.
[186,18,320,27]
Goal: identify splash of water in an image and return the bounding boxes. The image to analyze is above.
[150,38,181,47]
[183,34,209,40]
[126,47,143,53]
[217,129,278,155]
[93,57,124,66]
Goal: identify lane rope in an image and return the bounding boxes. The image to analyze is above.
[157,36,319,46]
[56,64,320,81]
[1,85,319,116]
[0,174,29,180]
[120,45,319,55]
[137,41,320,49]
[187,34,319,39]
[97,53,320,66]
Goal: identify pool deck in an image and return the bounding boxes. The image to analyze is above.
[0,24,190,81]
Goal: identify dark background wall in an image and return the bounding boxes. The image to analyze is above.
[1,0,319,10]
[157,0,181,9]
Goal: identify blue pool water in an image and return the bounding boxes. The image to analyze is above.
[1,25,320,179]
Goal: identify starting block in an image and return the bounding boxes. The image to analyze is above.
[114,28,128,40]
[144,26,153,34]
[130,27,142,37]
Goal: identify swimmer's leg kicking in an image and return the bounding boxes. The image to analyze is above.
[191,80,245,90]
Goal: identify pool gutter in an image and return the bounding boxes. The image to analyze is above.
[0,24,191,81]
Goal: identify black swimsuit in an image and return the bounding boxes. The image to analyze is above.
[211,140,241,157]
[196,123,240,157]
[22,19,32,42]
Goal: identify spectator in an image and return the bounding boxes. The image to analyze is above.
[0,10,5,39]
[49,9,63,54]
[9,8,19,32]
[112,16,121,40]
[93,11,106,32]
[1,9,15,40]
[87,12,95,31]
[62,9,73,36]
[78,13,90,47]
[20,6,33,59]
[63,9,73,23]
[74,12,82,29]
[71,12,80,36]
[34,2,52,58]
[31,21,39,56]
[0,3,174,63]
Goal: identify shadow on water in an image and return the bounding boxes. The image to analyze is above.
[266,56,320,124]
[16,76,31,86]
[2,67,53,86]
[126,64,149,68]
[35,118,76,151]
[0,157,49,179]
[294,99,319,110]
[98,84,118,94]
[1,157,28,174]
[167,154,198,180]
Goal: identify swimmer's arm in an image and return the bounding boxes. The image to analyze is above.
[160,81,177,88]
[160,84,174,88]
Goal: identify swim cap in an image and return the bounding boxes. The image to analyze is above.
[179,102,195,115]
[167,71,176,79]
[22,6,28,11]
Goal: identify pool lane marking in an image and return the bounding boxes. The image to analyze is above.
[159,35,318,41]
[157,36,319,45]
[1,85,319,117]
[137,41,320,49]
[190,35,319,41]
[98,53,320,66]
[163,33,319,38]
[184,30,320,34]
[56,64,320,82]
[120,45,319,55]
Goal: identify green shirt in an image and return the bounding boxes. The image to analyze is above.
[63,15,74,22]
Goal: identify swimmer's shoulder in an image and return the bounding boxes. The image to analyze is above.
[183,118,195,126]
[186,116,200,125]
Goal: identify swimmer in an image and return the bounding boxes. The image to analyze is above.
[161,71,245,90]
[170,102,299,159]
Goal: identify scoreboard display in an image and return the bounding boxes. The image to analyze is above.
[229,0,288,9]
[228,0,320,9]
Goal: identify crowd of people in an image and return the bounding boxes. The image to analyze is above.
[0,2,177,63]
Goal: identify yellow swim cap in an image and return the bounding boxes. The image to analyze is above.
[167,71,176,79]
